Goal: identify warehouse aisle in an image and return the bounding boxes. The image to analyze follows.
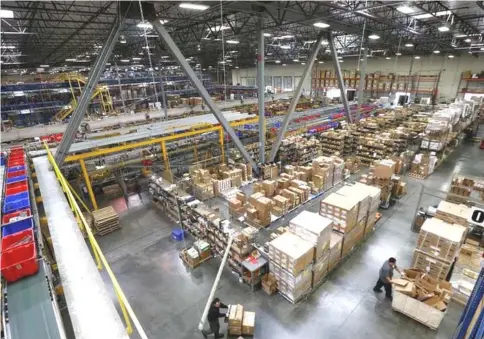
[97,141,483,339]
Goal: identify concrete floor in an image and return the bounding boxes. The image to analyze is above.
[97,140,484,339]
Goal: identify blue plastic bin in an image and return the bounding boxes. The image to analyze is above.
[6,175,27,184]
[1,217,34,237]
[3,192,31,214]
[7,165,25,172]
[0,157,4,166]
[172,228,185,241]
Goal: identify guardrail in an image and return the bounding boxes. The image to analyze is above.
[43,142,148,339]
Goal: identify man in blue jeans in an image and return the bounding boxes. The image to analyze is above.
[373,257,402,301]
[202,298,228,338]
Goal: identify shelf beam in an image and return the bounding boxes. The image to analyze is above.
[269,31,325,162]
[356,46,368,122]
[151,20,258,173]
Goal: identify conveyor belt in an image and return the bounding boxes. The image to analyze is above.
[6,262,65,339]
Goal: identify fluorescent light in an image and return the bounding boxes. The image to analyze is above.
[414,56,420,59]
[481,47,484,51]
[395,52,402,56]
[40,64,50,68]
[235,66,239,69]
[293,59,299,62]
[159,19,168,24]
[1,45,16,49]
[313,22,330,28]
[280,45,291,49]
[438,25,450,32]
[0,10,14,18]
[263,33,272,37]
[275,60,281,64]
[226,40,239,44]
[65,58,76,62]
[405,43,414,47]
[132,57,142,60]
[337,56,343,59]
[282,64,287,66]
[207,25,230,31]
[338,60,344,63]
[179,3,209,10]
[137,22,152,29]
[448,55,455,58]
[385,57,391,59]
[433,50,440,54]
[14,91,25,96]
[321,41,329,46]
[120,38,126,43]
[318,61,324,64]
[414,10,451,20]
[120,59,130,62]
[301,63,306,65]
[397,5,414,14]
[465,38,471,43]
[368,34,380,40]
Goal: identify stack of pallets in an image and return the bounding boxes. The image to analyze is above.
[92,206,121,236]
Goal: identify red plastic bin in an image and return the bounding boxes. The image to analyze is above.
[1,242,38,282]
[1,229,34,251]
[2,209,32,224]
[5,181,28,196]
[9,150,25,157]
[6,169,26,178]
[7,159,25,167]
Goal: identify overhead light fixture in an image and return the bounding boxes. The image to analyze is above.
[481,47,484,51]
[120,59,130,62]
[0,10,14,18]
[368,34,380,40]
[414,56,420,59]
[405,43,414,47]
[385,57,391,59]
[235,66,239,69]
[137,22,152,29]
[226,40,239,44]
[465,38,471,43]
[275,60,281,64]
[1,45,16,49]
[282,64,287,66]
[120,36,126,44]
[433,50,440,54]
[132,57,142,61]
[397,5,414,14]
[338,60,344,63]
[179,3,209,10]
[159,19,168,24]
[40,64,50,68]
[318,61,324,64]
[263,33,272,37]
[65,58,77,62]
[280,45,291,50]
[395,52,402,56]
[207,25,230,31]
[438,24,450,32]
[448,55,455,58]
[313,22,330,28]
[293,59,299,62]
[301,62,306,65]
[321,41,329,46]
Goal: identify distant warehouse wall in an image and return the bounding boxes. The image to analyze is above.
[231,54,483,102]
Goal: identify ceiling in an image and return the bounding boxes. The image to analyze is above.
[1,1,484,73]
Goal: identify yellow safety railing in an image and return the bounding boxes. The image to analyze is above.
[43,142,148,339]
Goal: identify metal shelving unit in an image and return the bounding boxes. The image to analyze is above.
[453,268,484,339]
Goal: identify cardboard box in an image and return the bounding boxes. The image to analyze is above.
[411,249,451,281]
[416,218,467,262]
[336,185,370,221]
[261,273,277,295]
[249,192,265,207]
[320,193,359,233]
[341,216,366,257]
[269,261,312,303]
[328,231,343,271]
[242,311,255,335]
[268,232,314,275]
[373,160,396,179]
[262,180,277,197]
[435,200,470,226]
[312,253,329,287]
[228,304,244,331]
[289,211,332,260]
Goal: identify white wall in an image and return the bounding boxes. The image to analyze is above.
[232,54,483,101]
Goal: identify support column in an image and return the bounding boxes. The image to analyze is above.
[55,13,124,166]
[404,56,415,102]
[328,31,352,123]
[356,47,368,122]
[269,32,325,162]
[151,20,258,173]
[79,159,98,210]
[159,73,168,119]
[257,14,266,164]
[218,126,225,163]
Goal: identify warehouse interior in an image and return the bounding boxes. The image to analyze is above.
[1,1,484,339]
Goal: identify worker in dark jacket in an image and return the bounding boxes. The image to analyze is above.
[202,298,228,338]
[373,257,402,300]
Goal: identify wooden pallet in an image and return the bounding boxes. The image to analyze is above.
[407,172,427,180]
[179,252,212,269]
[92,206,121,236]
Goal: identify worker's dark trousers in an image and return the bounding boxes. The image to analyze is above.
[374,278,392,298]
[203,321,220,337]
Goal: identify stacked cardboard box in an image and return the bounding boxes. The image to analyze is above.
[312,156,334,191]
[353,183,381,236]
[268,232,314,303]
[328,232,344,271]
[272,195,290,216]
[320,193,359,234]
[246,193,273,228]
[242,311,255,335]
[261,273,278,295]
[435,200,470,226]
[213,178,231,196]
[192,169,214,199]
[341,216,367,257]
[228,198,245,217]
[312,253,329,287]
[262,180,277,197]
[336,185,370,222]
[261,163,278,179]
[288,211,332,260]
[228,304,244,335]
[331,156,345,185]
[412,218,467,281]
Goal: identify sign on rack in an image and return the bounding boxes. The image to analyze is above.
[468,206,484,227]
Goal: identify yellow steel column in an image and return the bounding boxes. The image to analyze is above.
[219,126,225,163]
[79,159,98,210]
[161,140,170,172]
